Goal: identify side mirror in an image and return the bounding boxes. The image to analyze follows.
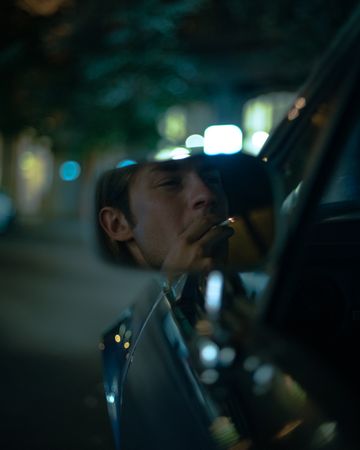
[94,153,276,273]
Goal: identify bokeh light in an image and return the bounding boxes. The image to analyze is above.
[154,146,190,161]
[59,161,81,181]
[200,340,219,367]
[205,271,223,315]
[251,131,269,153]
[185,134,204,148]
[171,147,190,160]
[204,125,242,155]
[116,159,137,168]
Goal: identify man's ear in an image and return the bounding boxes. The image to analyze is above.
[99,207,133,242]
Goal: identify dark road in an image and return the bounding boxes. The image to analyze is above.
[0,221,158,450]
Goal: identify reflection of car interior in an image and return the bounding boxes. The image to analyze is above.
[215,153,276,270]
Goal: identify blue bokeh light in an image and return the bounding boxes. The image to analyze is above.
[59,161,81,181]
[116,159,137,168]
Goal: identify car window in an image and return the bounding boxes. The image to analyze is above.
[269,86,360,380]
[263,22,360,225]
[275,83,349,222]
[320,121,360,212]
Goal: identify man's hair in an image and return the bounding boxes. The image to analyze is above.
[95,164,139,266]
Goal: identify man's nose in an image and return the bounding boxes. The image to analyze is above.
[188,173,217,210]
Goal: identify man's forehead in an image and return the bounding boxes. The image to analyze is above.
[146,158,218,174]
[128,158,220,192]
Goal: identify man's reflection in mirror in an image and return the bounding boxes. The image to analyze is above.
[96,157,234,274]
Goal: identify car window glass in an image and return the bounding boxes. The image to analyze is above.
[272,44,360,229]
[320,121,360,211]
[274,102,360,380]
[278,93,341,219]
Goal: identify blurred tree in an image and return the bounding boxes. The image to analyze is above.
[0,0,205,155]
[0,0,358,157]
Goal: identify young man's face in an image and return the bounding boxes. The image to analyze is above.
[126,158,231,271]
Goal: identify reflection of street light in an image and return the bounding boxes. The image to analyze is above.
[116,159,137,168]
[205,271,223,315]
[106,393,115,404]
[251,131,269,153]
[154,147,190,161]
[199,340,219,368]
[171,147,190,160]
[185,134,204,148]
[204,125,242,155]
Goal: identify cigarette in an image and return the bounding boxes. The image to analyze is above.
[212,217,236,229]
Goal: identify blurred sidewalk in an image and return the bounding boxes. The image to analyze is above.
[2,217,93,246]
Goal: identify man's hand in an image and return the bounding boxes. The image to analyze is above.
[161,216,234,273]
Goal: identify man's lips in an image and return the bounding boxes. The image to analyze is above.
[180,212,229,235]
[202,214,227,228]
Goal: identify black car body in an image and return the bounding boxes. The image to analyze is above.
[102,6,360,450]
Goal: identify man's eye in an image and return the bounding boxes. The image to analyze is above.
[158,178,181,187]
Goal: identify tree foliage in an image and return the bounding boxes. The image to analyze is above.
[0,0,357,155]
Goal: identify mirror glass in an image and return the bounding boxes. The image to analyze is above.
[95,153,275,273]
